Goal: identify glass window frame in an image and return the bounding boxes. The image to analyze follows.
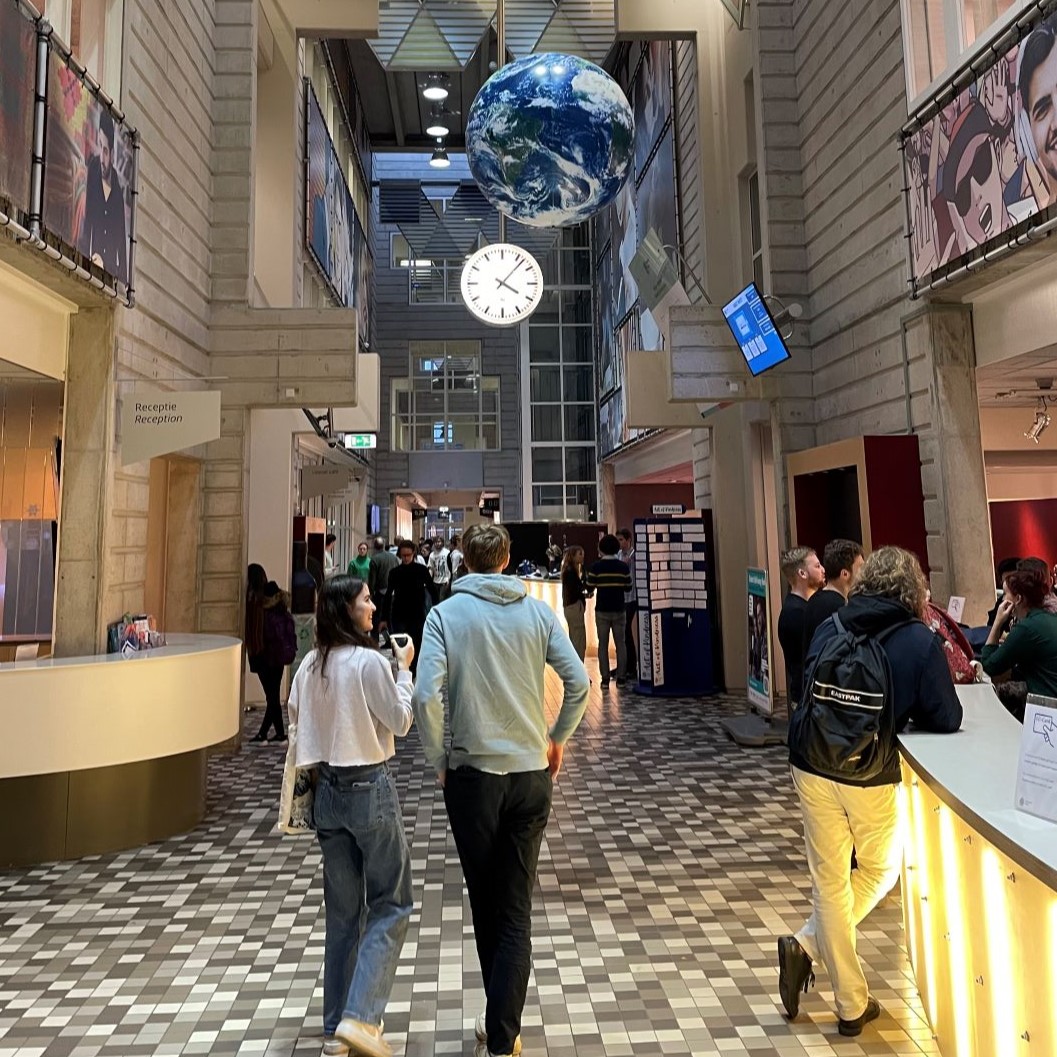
[391,342,500,452]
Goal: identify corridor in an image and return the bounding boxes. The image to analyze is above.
[0,668,938,1057]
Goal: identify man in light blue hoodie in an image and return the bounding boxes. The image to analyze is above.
[413,523,589,1057]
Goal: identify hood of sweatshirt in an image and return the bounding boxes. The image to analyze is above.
[452,573,528,606]
[839,593,919,636]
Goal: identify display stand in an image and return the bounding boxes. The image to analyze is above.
[721,567,787,746]
[634,513,716,697]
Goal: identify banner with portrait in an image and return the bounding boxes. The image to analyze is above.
[633,41,673,182]
[355,217,372,350]
[306,82,356,307]
[0,0,36,217]
[747,568,773,716]
[904,12,1057,289]
[43,50,135,289]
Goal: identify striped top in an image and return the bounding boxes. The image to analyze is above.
[586,558,632,614]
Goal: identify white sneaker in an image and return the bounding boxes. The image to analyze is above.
[335,1018,392,1057]
[474,1012,522,1055]
[322,1039,349,1057]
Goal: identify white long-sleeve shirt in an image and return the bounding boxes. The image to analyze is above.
[289,645,413,768]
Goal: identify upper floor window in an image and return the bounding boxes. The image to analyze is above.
[391,342,500,451]
[42,0,123,100]
[902,0,1027,104]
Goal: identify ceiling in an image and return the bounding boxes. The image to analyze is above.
[976,346,1057,408]
[333,0,619,152]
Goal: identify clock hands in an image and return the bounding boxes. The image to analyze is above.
[495,260,524,293]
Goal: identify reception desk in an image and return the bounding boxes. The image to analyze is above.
[0,634,241,867]
[519,576,604,658]
[899,684,1057,1057]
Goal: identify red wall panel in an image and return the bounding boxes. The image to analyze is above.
[988,499,1057,569]
[614,483,695,531]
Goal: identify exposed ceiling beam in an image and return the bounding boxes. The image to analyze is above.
[385,71,405,147]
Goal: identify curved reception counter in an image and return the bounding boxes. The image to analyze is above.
[519,576,601,656]
[0,634,241,867]
[899,684,1057,1057]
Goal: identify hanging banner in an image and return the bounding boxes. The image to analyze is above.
[301,465,353,500]
[43,49,136,290]
[0,1,36,216]
[903,11,1057,291]
[120,390,221,465]
[747,567,773,716]
[305,81,356,307]
[355,217,372,349]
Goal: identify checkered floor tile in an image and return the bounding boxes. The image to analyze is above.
[0,662,939,1056]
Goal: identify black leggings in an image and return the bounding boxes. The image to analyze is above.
[256,665,285,738]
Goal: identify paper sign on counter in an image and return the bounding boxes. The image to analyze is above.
[1015,696,1057,825]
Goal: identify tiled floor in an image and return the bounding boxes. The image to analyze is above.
[0,663,940,1057]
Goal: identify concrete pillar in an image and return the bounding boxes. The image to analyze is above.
[54,308,116,657]
[904,303,995,624]
[599,460,616,530]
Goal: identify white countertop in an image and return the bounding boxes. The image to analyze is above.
[899,683,1057,886]
[0,633,241,671]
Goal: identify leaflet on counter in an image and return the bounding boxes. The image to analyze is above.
[1015,697,1057,826]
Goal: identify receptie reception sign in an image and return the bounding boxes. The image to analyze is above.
[121,389,221,465]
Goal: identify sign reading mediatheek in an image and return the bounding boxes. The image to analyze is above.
[651,503,685,515]
[121,389,222,465]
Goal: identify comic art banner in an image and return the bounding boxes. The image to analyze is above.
[0,0,36,217]
[904,12,1057,289]
[305,81,356,308]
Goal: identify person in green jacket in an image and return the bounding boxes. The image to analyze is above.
[982,561,1057,699]
[348,540,371,581]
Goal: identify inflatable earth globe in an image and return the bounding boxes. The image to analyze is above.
[466,53,634,228]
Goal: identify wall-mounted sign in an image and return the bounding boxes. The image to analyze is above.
[343,432,377,450]
[651,503,685,515]
[0,1,36,217]
[903,11,1057,293]
[43,50,136,290]
[120,389,221,465]
[301,465,353,500]
[305,81,356,307]
[480,496,500,514]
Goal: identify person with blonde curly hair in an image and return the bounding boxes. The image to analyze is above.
[777,546,962,1038]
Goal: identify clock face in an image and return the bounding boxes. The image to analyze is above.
[460,243,544,326]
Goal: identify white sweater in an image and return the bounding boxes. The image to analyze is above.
[289,645,414,769]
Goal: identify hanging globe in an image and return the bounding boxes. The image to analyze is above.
[466,53,634,228]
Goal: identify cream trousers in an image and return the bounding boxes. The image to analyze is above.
[791,766,903,1020]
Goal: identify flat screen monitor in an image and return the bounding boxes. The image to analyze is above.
[721,281,790,377]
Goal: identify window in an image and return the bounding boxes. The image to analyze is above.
[524,221,597,520]
[901,0,1026,103]
[391,342,500,451]
[43,0,124,99]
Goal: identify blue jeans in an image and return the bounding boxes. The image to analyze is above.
[314,762,413,1033]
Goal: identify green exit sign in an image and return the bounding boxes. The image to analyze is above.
[344,433,377,450]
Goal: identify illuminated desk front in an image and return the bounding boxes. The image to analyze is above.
[899,683,1056,1057]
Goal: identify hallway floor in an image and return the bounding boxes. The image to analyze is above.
[0,665,939,1057]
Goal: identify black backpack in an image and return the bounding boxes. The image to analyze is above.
[788,613,913,783]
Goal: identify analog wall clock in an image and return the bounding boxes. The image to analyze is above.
[460,243,544,326]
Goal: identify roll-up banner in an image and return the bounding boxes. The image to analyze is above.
[0,0,36,218]
[747,568,773,717]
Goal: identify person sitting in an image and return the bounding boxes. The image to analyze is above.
[981,561,1057,701]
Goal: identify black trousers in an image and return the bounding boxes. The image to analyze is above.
[444,767,553,1056]
[624,602,638,677]
[256,664,285,738]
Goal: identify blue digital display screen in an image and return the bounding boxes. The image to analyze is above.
[721,282,791,377]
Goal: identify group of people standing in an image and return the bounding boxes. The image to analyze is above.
[559,529,639,688]
[282,524,589,1057]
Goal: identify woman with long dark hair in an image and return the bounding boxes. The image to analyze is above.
[288,575,415,1057]
[245,564,270,714]
[561,546,590,661]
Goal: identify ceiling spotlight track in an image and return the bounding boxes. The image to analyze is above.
[1026,396,1053,444]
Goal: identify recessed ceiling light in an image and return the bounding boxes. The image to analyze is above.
[422,73,449,101]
